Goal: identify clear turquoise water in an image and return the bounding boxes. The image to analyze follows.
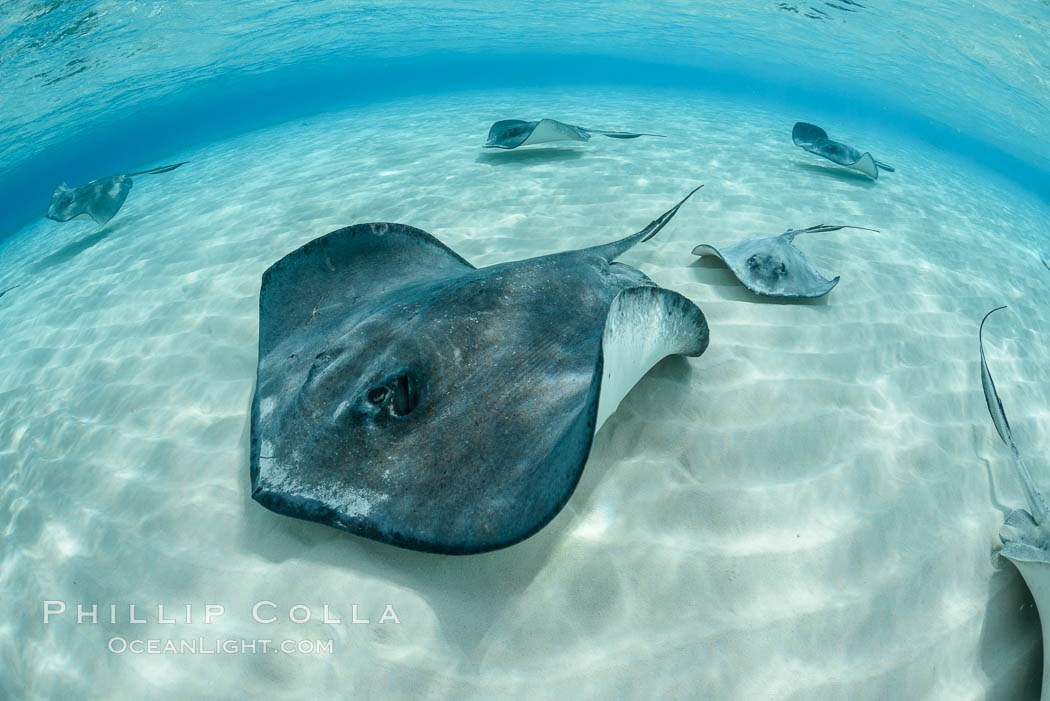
[4,3,1050,700]
[2,1,1050,238]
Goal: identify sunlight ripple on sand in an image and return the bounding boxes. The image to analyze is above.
[1,88,1049,700]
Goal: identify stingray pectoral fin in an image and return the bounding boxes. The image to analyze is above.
[999,507,1050,701]
[690,243,724,260]
[524,119,591,146]
[88,178,133,225]
[258,222,476,354]
[848,152,879,179]
[792,121,828,146]
[595,286,709,429]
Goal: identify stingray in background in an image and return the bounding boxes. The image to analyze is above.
[46,161,187,226]
[484,118,664,149]
[250,186,709,554]
[792,122,894,179]
[691,224,878,299]
[980,305,1050,701]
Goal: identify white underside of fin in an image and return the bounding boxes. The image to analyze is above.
[520,119,590,147]
[848,152,879,179]
[594,286,708,430]
[1001,556,1050,700]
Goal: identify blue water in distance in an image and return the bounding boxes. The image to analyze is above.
[3,1,1050,241]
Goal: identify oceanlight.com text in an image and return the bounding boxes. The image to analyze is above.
[107,637,334,655]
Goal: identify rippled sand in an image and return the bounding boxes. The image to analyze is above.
[2,88,1049,700]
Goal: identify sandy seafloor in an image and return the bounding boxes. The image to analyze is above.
[2,87,1050,700]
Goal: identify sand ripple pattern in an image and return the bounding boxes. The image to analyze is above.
[1,89,1049,700]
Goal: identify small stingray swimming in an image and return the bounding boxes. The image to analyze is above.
[250,186,709,554]
[792,122,894,179]
[691,224,878,299]
[979,306,1050,700]
[46,161,187,226]
[484,118,664,149]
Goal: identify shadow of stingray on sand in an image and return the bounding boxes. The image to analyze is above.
[688,257,831,305]
[792,160,879,186]
[475,147,586,166]
[232,409,559,655]
[33,223,120,273]
[233,354,698,656]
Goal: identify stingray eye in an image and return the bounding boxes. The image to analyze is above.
[367,387,388,405]
[746,254,760,270]
[778,263,787,275]
[390,372,419,417]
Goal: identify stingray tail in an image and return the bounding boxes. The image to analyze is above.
[588,130,667,140]
[979,305,1050,524]
[590,185,703,262]
[874,161,895,172]
[780,224,880,242]
[126,161,188,177]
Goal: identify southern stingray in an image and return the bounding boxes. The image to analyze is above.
[46,161,187,226]
[484,119,664,149]
[691,224,878,299]
[250,186,709,554]
[792,122,894,179]
[980,305,1050,699]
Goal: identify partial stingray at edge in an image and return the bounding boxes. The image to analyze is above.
[792,122,893,180]
[979,306,1050,701]
[484,118,665,149]
[691,224,878,299]
[250,186,709,555]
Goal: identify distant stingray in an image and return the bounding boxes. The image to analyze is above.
[979,305,1050,701]
[46,161,187,226]
[792,122,893,179]
[484,119,664,149]
[250,186,709,554]
[691,224,878,298]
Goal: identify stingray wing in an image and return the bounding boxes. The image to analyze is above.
[792,121,829,147]
[256,223,475,354]
[484,118,591,149]
[85,176,133,225]
[693,237,839,298]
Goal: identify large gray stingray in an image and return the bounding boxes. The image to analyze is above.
[691,224,878,298]
[792,122,894,179]
[484,119,664,149]
[250,186,709,554]
[46,161,187,226]
[980,305,1050,700]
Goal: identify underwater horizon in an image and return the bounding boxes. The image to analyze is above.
[3,2,1050,699]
